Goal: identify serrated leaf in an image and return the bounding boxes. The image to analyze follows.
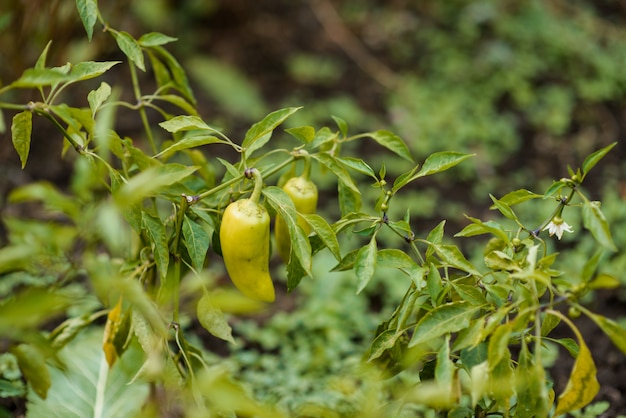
[197,293,235,344]
[366,130,413,162]
[182,216,210,271]
[409,302,479,347]
[155,134,223,159]
[582,201,616,251]
[263,186,312,277]
[112,31,145,71]
[301,213,341,260]
[242,107,301,158]
[88,82,112,115]
[355,236,377,294]
[75,0,98,40]
[554,322,600,415]
[142,212,169,279]
[26,329,149,418]
[11,111,32,169]
[138,32,178,47]
[582,142,617,178]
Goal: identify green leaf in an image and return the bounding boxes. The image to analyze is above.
[11,111,32,169]
[492,189,543,207]
[487,324,512,370]
[35,41,52,69]
[158,115,214,133]
[183,216,210,271]
[455,216,509,243]
[355,236,377,294]
[432,244,481,276]
[312,153,360,193]
[142,212,169,279]
[582,201,616,251]
[337,179,362,216]
[75,0,98,41]
[366,130,413,162]
[113,164,198,207]
[585,312,626,355]
[409,302,479,347]
[301,213,341,261]
[138,32,178,47]
[26,329,149,418]
[197,293,235,344]
[69,61,121,82]
[376,249,416,270]
[336,156,376,178]
[425,220,445,259]
[285,126,315,144]
[149,46,196,105]
[262,186,312,277]
[415,151,473,178]
[554,323,600,415]
[12,344,50,400]
[452,283,488,306]
[155,134,223,159]
[582,142,617,178]
[88,82,112,115]
[11,68,71,88]
[242,107,301,158]
[543,180,567,198]
[489,194,518,221]
[587,273,620,290]
[0,109,5,134]
[367,329,400,361]
[112,31,145,71]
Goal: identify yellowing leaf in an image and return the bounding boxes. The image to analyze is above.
[554,317,600,415]
[102,297,123,367]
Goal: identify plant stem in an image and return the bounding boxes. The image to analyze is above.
[128,61,157,154]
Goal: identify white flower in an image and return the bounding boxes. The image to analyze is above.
[543,217,574,240]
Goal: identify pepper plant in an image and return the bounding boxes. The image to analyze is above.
[0,2,625,417]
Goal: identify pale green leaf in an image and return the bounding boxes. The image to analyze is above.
[113,164,198,207]
[332,115,348,137]
[155,134,223,159]
[301,213,341,261]
[285,126,315,144]
[263,186,312,278]
[197,293,235,344]
[75,0,98,41]
[11,68,71,88]
[70,61,121,82]
[112,31,145,71]
[26,329,149,418]
[433,244,481,276]
[336,156,377,178]
[489,194,518,221]
[375,249,416,270]
[11,111,32,169]
[183,216,210,271]
[586,312,626,355]
[415,151,473,179]
[355,236,377,294]
[138,32,178,47]
[149,46,196,104]
[455,216,509,243]
[582,201,616,251]
[12,344,50,399]
[367,329,399,362]
[158,115,213,133]
[242,107,301,158]
[142,212,169,280]
[492,189,543,207]
[312,153,360,193]
[409,302,479,347]
[366,130,413,162]
[88,82,112,115]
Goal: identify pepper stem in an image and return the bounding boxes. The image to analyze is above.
[246,168,264,204]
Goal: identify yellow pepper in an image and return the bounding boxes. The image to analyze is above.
[275,175,318,263]
[219,169,275,302]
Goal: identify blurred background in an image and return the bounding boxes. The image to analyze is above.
[2,0,626,413]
